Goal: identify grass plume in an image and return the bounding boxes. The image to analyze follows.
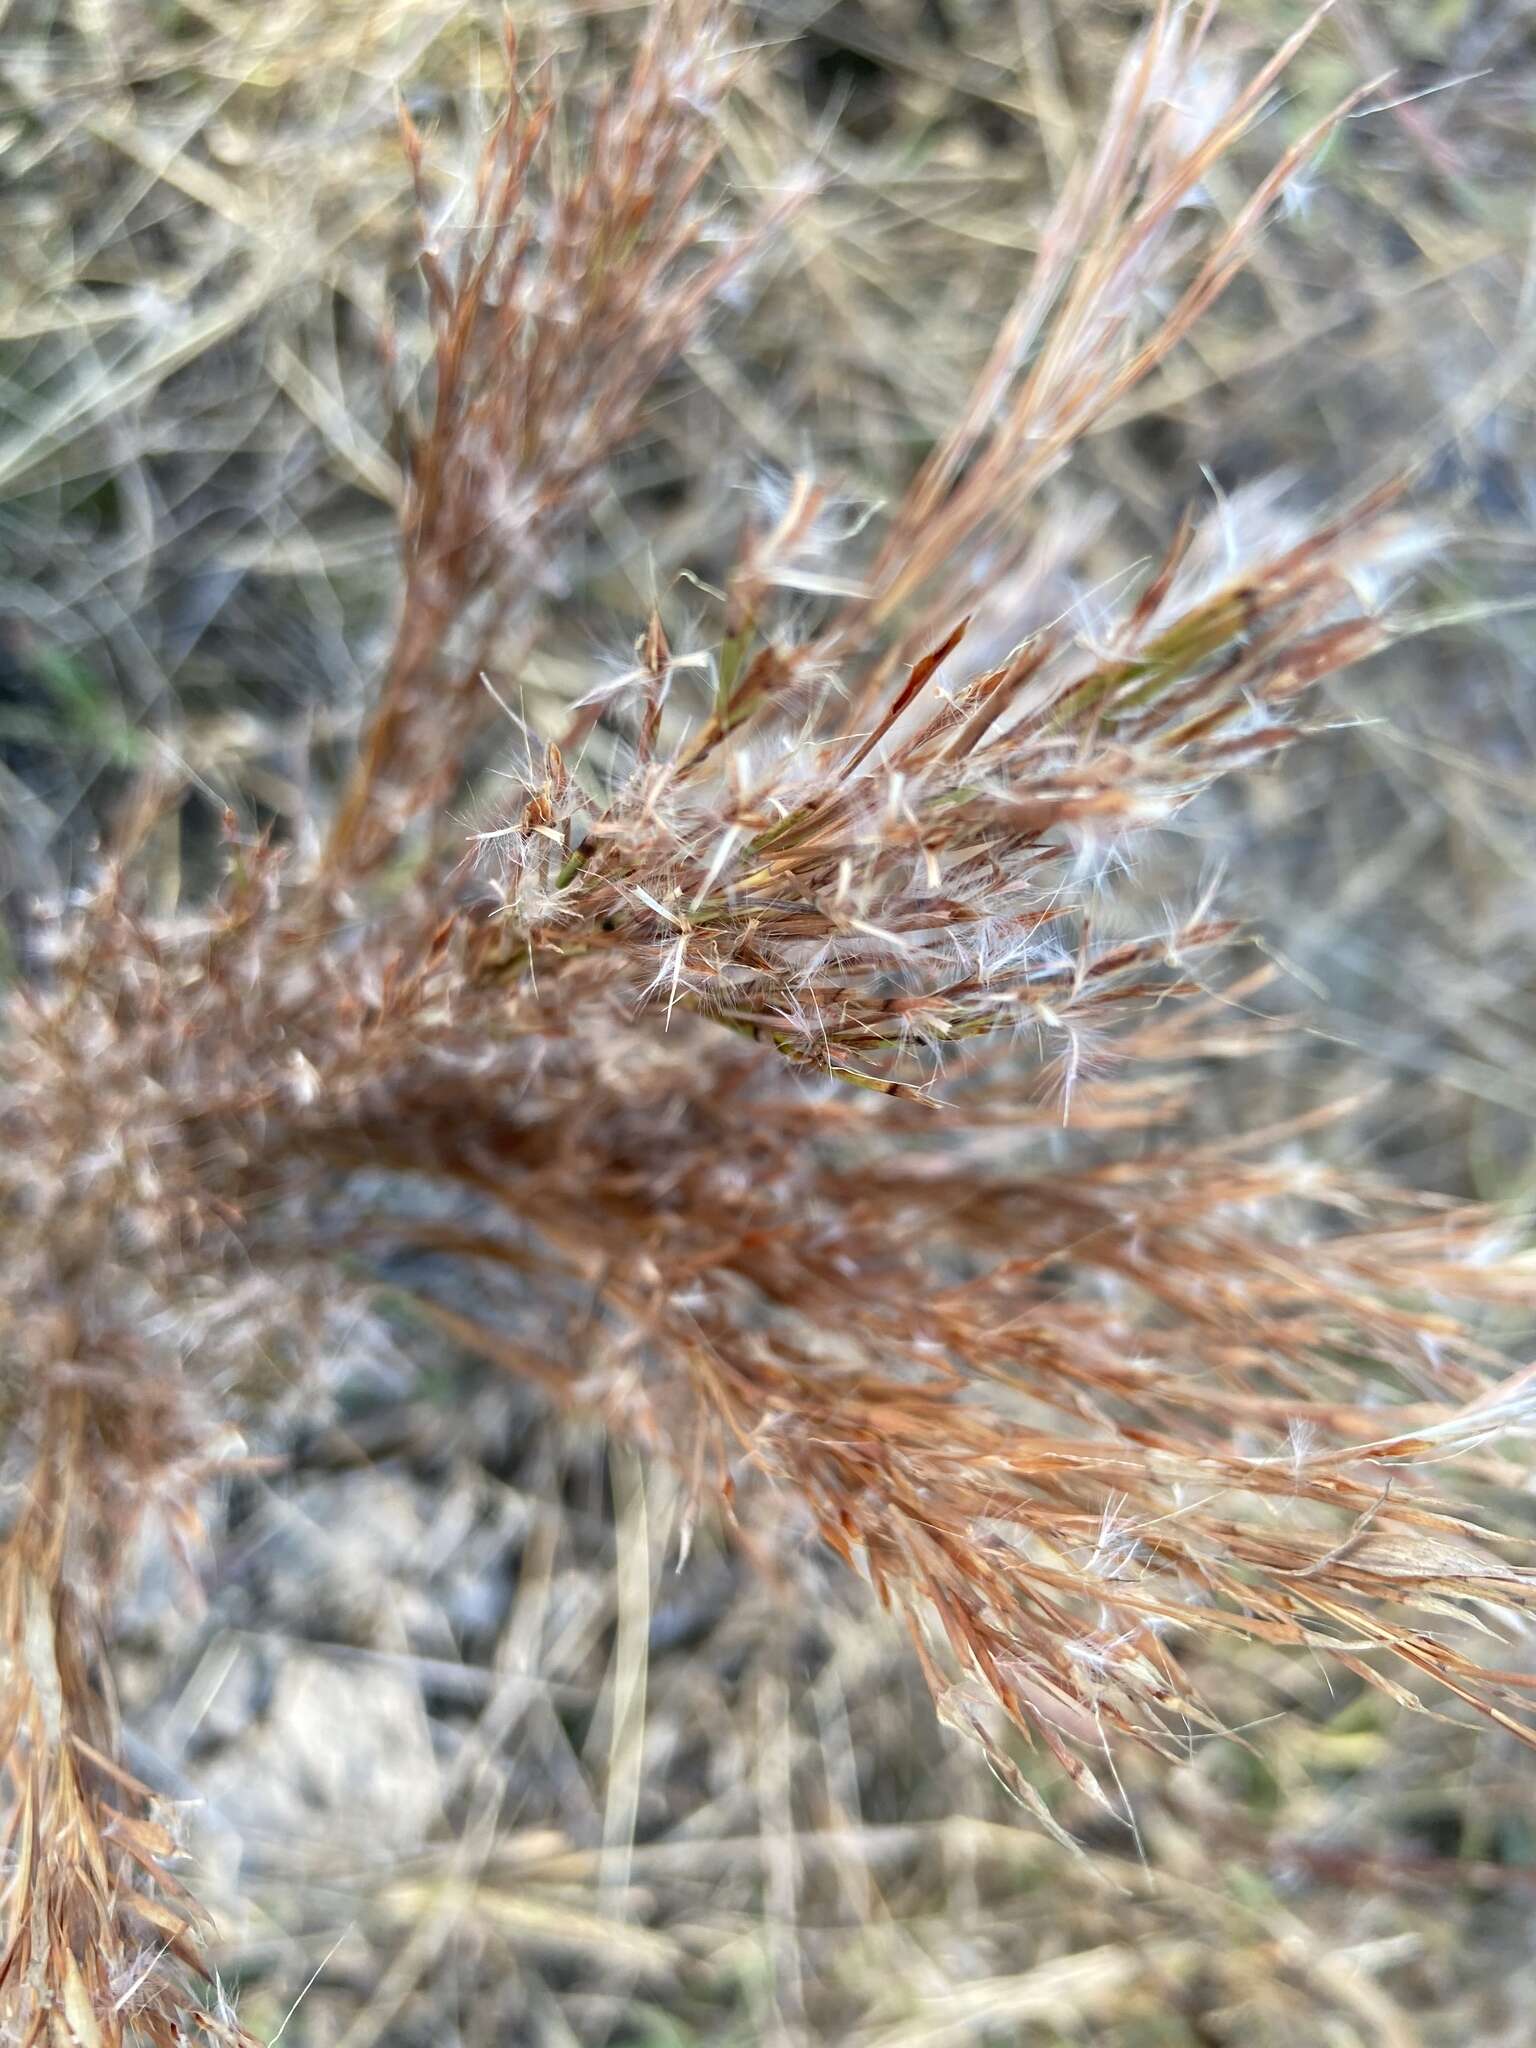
[1,2,1531,2036]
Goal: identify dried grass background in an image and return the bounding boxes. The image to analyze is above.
[3,0,1536,2043]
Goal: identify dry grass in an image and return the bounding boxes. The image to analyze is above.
[2,0,1535,2042]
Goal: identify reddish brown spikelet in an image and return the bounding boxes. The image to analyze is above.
[326,2,766,881]
[0,1429,253,2046]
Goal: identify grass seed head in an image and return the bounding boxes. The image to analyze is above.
[2,3,1533,2038]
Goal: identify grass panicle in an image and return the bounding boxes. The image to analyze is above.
[1,3,1532,2038]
